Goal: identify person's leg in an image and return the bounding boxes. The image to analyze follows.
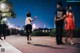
[3,33,6,40]
[25,25,29,41]
[27,24,32,42]
[56,24,60,45]
[65,30,70,43]
[69,30,74,44]
[0,31,3,40]
[3,29,6,40]
[0,35,3,41]
[26,24,32,44]
[29,25,32,41]
[0,25,3,41]
[59,23,64,44]
[60,27,62,43]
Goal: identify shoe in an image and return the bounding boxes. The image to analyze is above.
[60,42,64,45]
[70,41,74,45]
[0,38,3,41]
[70,40,74,45]
[57,43,61,45]
[27,41,31,44]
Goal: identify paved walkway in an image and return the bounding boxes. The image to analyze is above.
[0,35,80,53]
[0,40,22,53]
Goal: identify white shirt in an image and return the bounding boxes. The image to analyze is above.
[25,17,33,25]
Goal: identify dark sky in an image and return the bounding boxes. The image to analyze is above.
[8,0,80,28]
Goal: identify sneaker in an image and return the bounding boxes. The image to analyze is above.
[57,43,61,45]
[70,41,74,45]
[70,40,74,45]
[60,42,64,45]
[27,41,31,44]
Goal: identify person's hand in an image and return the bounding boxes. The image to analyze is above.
[56,19,60,21]
[56,17,64,21]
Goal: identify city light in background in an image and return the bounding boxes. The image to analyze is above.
[1,3,6,9]
[7,22,22,30]
[44,24,46,28]
[0,3,9,12]
[33,24,36,29]
[2,18,7,21]
[1,18,22,30]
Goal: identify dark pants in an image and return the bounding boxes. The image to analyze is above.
[0,24,2,39]
[0,24,7,40]
[25,24,32,40]
[56,21,64,44]
[2,28,7,39]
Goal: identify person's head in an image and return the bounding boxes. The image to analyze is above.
[26,12,31,17]
[57,2,62,9]
[66,5,72,10]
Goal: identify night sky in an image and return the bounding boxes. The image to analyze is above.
[8,0,80,29]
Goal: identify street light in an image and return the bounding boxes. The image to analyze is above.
[1,3,6,9]
[0,0,15,24]
[0,2,9,12]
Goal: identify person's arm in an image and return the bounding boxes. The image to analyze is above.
[64,17,66,24]
[62,14,66,20]
[6,25,8,29]
[55,14,66,21]
[30,16,37,22]
[61,10,66,20]
[73,15,75,28]
[54,16,61,21]
[63,13,66,27]
[54,16,56,24]
[54,10,60,21]
[54,16,56,28]
[29,17,33,22]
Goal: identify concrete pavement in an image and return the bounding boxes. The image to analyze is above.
[0,35,80,53]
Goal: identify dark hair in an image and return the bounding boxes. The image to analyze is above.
[66,5,71,10]
[26,12,31,17]
[57,2,62,7]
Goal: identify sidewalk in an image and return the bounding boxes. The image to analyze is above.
[2,35,80,53]
[0,40,22,53]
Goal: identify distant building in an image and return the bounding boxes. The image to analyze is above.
[33,28,52,33]
[44,24,46,28]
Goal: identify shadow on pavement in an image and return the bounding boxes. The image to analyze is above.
[31,44,66,49]
[64,43,80,48]
[73,43,80,48]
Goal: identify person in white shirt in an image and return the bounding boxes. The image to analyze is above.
[25,12,37,44]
